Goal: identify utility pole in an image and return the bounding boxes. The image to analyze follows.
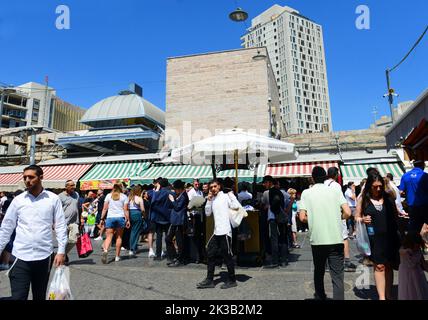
[384,70,398,124]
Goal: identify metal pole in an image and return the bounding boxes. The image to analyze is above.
[234,149,239,194]
[385,70,395,124]
[211,155,217,179]
[30,129,36,165]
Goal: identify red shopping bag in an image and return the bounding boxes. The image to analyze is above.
[76,232,93,258]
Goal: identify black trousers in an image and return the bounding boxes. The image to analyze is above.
[155,223,170,258]
[311,244,345,300]
[9,257,51,300]
[166,225,184,262]
[269,220,288,265]
[408,205,428,233]
[206,235,235,282]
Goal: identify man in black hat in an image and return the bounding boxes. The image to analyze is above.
[261,175,288,268]
[166,180,189,267]
[299,166,351,300]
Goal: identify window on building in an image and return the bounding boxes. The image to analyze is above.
[33,99,40,110]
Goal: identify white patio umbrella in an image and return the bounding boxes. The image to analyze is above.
[170,128,298,192]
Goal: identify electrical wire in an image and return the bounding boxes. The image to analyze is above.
[389,25,428,72]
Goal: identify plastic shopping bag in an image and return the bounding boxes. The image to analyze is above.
[356,220,371,256]
[47,266,73,300]
[229,205,248,228]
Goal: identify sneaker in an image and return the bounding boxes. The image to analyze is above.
[292,243,301,249]
[115,256,121,262]
[220,281,237,289]
[148,249,156,258]
[121,247,127,251]
[101,251,108,264]
[128,251,135,257]
[94,236,103,241]
[161,251,166,258]
[298,230,303,233]
[197,278,215,289]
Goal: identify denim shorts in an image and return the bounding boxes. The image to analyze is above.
[105,217,125,229]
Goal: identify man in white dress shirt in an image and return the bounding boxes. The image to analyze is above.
[0,165,67,300]
[197,179,240,289]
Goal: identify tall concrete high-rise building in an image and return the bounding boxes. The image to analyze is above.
[242,4,332,134]
[1,82,88,132]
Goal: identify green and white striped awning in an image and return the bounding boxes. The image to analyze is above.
[130,164,267,185]
[131,164,212,185]
[217,165,266,182]
[80,161,150,182]
[341,163,404,185]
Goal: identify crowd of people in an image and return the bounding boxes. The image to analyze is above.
[0,160,427,300]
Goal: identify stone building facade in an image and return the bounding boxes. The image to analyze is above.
[165,47,284,148]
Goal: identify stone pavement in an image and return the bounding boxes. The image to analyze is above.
[0,232,397,300]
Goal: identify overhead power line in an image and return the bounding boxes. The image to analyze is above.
[389,25,428,72]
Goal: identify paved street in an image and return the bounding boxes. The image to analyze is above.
[0,232,398,300]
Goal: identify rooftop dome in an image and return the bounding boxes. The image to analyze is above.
[81,94,165,127]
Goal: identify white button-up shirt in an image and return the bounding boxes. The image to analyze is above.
[187,188,203,201]
[0,190,68,261]
[205,191,240,237]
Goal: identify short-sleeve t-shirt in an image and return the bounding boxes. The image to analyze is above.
[105,193,129,218]
[399,168,428,206]
[344,188,356,207]
[299,184,347,245]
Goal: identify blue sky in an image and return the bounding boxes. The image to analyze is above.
[1,0,427,131]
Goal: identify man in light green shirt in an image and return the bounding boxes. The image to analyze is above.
[299,166,351,300]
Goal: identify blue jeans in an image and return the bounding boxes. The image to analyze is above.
[129,209,143,252]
